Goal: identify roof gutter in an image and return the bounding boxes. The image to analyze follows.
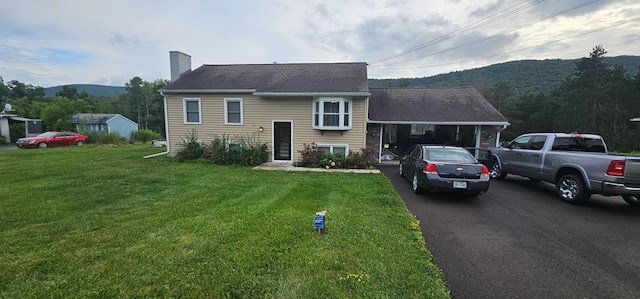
[253,92,371,97]
[159,89,256,94]
[367,120,511,126]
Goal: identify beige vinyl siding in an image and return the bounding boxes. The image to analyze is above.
[165,94,367,161]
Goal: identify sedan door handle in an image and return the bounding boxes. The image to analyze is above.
[532,154,540,157]
[516,153,523,156]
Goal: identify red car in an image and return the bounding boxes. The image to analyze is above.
[16,132,89,148]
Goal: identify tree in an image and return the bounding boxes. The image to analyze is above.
[55,86,80,99]
[40,97,78,131]
[124,77,145,128]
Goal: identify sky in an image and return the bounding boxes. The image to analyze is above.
[1,0,639,87]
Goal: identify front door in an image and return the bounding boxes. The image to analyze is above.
[273,121,292,161]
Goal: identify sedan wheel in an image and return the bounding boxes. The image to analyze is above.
[412,173,423,194]
[622,195,640,208]
[76,140,84,146]
[557,174,590,204]
[38,142,48,148]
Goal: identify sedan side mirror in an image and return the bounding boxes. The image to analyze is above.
[500,141,511,149]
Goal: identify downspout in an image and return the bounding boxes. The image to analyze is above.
[378,124,383,163]
[145,92,170,158]
[495,124,508,147]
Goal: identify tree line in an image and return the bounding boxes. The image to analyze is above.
[479,46,640,152]
[0,77,167,142]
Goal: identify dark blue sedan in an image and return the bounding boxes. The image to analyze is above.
[399,145,490,196]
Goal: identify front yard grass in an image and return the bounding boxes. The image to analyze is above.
[0,145,449,298]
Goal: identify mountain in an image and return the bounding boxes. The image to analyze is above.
[369,55,640,95]
[44,56,640,98]
[44,84,126,98]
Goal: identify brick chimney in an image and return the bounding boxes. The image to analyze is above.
[169,51,191,82]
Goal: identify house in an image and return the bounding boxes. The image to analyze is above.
[160,51,508,163]
[160,52,369,162]
[71,113,139,141]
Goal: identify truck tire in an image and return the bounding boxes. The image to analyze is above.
[490,159,507,180]
[557,174,591,204]
[622,195,640,208]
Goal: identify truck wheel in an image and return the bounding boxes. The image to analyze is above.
[557,174,591,204]
[490,160,507,180]
[622,195,640,208]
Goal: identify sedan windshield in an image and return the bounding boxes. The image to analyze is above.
[426,148,477,163]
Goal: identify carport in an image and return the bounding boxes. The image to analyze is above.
[366,87,510,162]
[0,113,43,143]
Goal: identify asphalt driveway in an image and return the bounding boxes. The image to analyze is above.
[378,164,640,299]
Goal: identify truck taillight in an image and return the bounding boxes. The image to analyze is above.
[606,160,625,176]
[481,165,489,176]
[423,163,438,174]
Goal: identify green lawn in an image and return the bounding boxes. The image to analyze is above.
[0,145,450,298]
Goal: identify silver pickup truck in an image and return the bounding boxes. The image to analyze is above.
[491,133,640,207]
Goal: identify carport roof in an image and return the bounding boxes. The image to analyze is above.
[368,87,509,125]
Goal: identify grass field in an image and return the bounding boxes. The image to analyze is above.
[0,145,450,298]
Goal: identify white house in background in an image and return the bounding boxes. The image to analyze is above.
[71,113,138,141]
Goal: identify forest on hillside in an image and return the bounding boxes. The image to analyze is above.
[370,55,640,96]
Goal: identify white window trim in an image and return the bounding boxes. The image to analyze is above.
[316,143,349,157]
[224,98,243,125]
[183,98,202,124]
[312,97,352,130]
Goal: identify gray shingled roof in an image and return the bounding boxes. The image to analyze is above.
[161,62,369,93]
[70,114,118,124]
[368,87,509,124]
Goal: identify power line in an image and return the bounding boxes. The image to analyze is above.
[374,0,600,67]
[371,0,544,64]
[370,17,640,71]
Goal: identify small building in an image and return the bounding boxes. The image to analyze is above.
[71,113,138,141]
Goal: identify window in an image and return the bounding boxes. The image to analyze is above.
[509,136,532,149]
[224,98,243,125]
[313,97,352,130]
[529,136,547,150]
[183,98,201,124]
[226,141,242,152]
[317,144,348,156]
[552,136,606,153]
[411,124,435,136]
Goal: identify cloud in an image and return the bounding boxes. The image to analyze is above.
[0,0,639,86]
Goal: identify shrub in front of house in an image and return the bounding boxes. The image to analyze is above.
[131,129,162,143]
[295,143,323,167]
[295,143,375,169]
[175,131,269,166]
[203,134,269,166]
[344,146,375,169]
[174,129,205,162]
